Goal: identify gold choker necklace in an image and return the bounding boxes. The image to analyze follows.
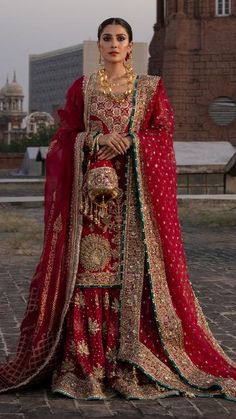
[98,65,135,103]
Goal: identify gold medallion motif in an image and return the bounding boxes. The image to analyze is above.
[80,234,111,271]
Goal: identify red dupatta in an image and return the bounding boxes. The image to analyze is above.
[0,77,86,391]
[118,76,236,400]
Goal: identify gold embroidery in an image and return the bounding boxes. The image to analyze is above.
[131,75,161,132]
[105,347,117,364]
[76,272,121,287]
[37,214,63,329]
[77,340,89,357]
[93,365,105,381]
[61,359,74,374]
[79,234,111,271]
[130,132,236,399]
[90,120,104,134]
[95,294,99,308]
[73,292,85,308]
[103,292,110,310]
[111,298,120,313]
[118,152,204,395]
[88,318,100,335]
[52,371,116,400]
[85,73,133,134]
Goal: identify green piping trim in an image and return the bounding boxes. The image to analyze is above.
[128,75,139,133]
[117,77,188,394]
[131,135,232,398]
[117,356,180,392]
[119,75,139,283]
[52,388,107,401]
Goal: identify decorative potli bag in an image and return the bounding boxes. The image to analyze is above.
[80,159,121,225]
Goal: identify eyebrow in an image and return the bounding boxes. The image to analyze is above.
[102,33,127,36]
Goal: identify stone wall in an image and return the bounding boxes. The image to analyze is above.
[0,153,24,171]
[149,0,236,144]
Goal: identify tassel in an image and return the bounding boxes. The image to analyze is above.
[80,193,110,226]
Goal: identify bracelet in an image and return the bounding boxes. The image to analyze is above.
[92,133,103,154]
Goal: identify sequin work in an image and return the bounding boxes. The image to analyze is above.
[51,74,236,401]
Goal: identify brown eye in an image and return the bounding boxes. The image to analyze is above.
[117,36,126,42]
[103,36,111,42]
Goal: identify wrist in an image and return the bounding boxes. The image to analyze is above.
[92,133,103,153]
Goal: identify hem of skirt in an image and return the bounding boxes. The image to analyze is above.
[75,284,122,288]
[52,387,110,401]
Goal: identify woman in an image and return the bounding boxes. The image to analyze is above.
[0,17,236,401]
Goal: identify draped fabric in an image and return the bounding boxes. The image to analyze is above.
[0,78,86,391]
[0,74,236,401]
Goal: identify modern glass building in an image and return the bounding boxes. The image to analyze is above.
[29,44,83,115]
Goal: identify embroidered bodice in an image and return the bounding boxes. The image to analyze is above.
[89,90,133,134]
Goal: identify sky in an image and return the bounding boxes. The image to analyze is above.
[0,0,156,109]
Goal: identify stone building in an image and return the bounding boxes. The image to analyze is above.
[0,72,27,144]
[149,0,236,144]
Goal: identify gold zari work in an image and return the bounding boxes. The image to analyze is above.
[79,234,111,271]
[53,75,236,401]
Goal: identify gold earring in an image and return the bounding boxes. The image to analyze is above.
[124,51,133,72]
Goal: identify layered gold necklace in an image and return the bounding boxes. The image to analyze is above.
[98,64,136,103]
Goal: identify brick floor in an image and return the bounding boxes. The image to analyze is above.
[0,207,236,417]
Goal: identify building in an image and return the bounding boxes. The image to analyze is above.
[29,44,83,116]
[0,72,27,144]
[29,40,148,116]
[149,0,236,144]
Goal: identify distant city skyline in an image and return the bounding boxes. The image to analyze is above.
[0,0,156,109]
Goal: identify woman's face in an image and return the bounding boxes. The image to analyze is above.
[98,24,132,65]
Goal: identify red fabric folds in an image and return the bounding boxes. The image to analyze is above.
[138,79,236,380]
[0,77,85,391]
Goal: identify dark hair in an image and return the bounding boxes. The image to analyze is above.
[97,17,133,42]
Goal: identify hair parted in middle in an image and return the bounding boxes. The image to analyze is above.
[97,17,133,42]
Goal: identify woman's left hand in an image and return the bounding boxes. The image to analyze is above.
[97,135,132,160]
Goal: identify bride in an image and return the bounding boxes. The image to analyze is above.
[0,17,236,401]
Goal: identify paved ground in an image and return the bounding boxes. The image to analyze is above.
[0,206,236,418]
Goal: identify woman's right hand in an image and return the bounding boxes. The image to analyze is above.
[98,131,128,155]
[96,132,132,160]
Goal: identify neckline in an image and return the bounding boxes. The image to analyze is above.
[94,74,139,102]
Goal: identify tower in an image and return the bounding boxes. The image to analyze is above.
[0,72,27,144]
[149,0,236,144]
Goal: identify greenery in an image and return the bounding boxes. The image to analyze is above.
[0,126,57,153]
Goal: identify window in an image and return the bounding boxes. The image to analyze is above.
[209,97,236,126]
[216,0,231,16]
[178,174,225,195]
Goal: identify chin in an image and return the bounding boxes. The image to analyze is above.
[106,57,123,64]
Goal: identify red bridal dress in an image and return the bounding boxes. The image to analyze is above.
[0,73,236,401]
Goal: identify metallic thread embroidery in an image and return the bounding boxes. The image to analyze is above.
[79,234,111,271]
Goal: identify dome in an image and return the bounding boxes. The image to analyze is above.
[0,78,9,98]
[4,72,24,97]
[5,81,24,96]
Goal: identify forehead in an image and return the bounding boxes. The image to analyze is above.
[100,24,128,36]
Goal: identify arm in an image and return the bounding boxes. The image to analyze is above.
[136,78,177,192]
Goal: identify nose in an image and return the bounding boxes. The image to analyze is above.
[111,38,118,48]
